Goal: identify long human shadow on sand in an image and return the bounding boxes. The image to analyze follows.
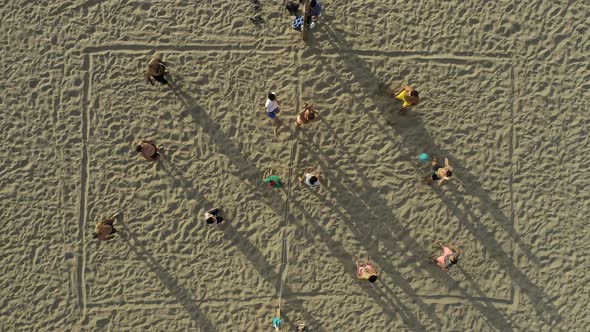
[297,133,515,331]
[316,25,561,326]
[288,190,431,331]
[167,79,444,329]
[165,80,323,329]
[118,220,218,331]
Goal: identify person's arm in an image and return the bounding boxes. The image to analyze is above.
[145,71,155,85]
[206,208,217,214]
[445,158,450,168]
[438,178,446,187]
[404,86,413,92]
[355,260,362,277]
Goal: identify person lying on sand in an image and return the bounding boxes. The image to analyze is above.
[93,212,119,241]
[145,58,167,85]
[300,166,321,187]
[204,207,224,225]
[433,242,461,271]
[136,139,161,161]
[296,102,319,127]
[394,85,419,114]
[356,259,378,283]
[427,156,453,187]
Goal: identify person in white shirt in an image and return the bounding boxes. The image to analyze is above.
[265,92,283,135]
[300,166,321,187]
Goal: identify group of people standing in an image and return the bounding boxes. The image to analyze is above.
[89,13,464,328]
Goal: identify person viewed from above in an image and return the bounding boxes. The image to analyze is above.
[296,102,319,127]
[263,170,283,189]
[356,259,378,283]
[272,307,283,331]
[307,0,322,23]
[136,139,161,161]
[145,57,167,85]
[204,207,224,225]
[93,212,119,241]
[394,85,419,113]
[296,323,308,331]
[428,156,453,187]
[265,92,283,135]
[433,242,461,271]
[300,166,321,187]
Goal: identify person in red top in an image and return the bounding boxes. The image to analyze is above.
[433,242,461,271]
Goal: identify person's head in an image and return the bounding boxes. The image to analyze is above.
[445,167,453,177]
[136,145,143,152]
[449,255,458,265]
[310,0,317,7]
[410,90,419,97]
[307,112,315,120]
[368,275,378,283]
[148,60,164,75]
[268,92,276,101]
[309,176,318,185]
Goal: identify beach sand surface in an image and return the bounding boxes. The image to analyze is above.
[1,0,588,331]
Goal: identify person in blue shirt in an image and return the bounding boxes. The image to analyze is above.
[308,0,322,19]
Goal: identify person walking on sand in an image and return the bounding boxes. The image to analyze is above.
[136,139,161,161]
[263,170,283,189]
[427,156,453,186]
[433,241,461,271]
[306,0,322,28]
[204,207,224,225]
[296,102,319,127]
[265,92,283,135]
[295,323,309,332]
[394,85,419,113]
[356,259,378,283]
[300,166,321,187]
[145,57,167,85]
[272,307,283,331]
[93,212,119,241]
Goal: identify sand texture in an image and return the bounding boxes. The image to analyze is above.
[1,0,588,331]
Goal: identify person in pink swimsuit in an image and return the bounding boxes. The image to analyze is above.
[356,259,378,283]
[433,242,461,271]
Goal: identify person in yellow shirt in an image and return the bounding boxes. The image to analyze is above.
[394,86,419,113]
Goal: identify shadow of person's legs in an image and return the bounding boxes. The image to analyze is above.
[118,222,218,331]
[317,24,559,326]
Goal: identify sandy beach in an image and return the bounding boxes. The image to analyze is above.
[1,0,588,331]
